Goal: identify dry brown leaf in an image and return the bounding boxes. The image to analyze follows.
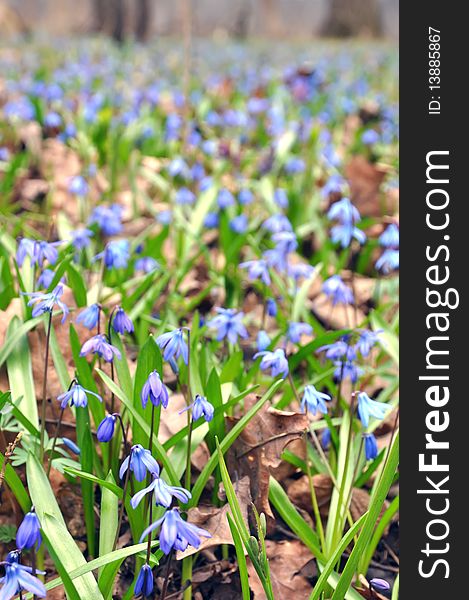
[345,156,391,217]
[247,540,314,600]
[176,476,251,559]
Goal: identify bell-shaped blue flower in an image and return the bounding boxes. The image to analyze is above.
[254,348,289,378]
[357,392,389,428]
[301,385,331,415]
[16,511,41,550]
[141,371,169,409]
[134,564,154,597]
[119,444,159,482]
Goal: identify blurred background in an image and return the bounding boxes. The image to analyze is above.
[1,0,398,41]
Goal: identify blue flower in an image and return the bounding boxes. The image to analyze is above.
[334,361,362,383]
[379,224,399,248]
[131,475,191,509]
[97,240,130,269]
[230,214,248,233]
[134,564,153,597]
[23,284,69,323]
[266,298,277,317]
[71,228,93,250]
[119,444,160,482]
[97,414,117,442]
[375,249,399,274]
[175,187,196,205]
[68,175,89,196]
[17,239,62,268]
[262,214,292,233]
[317,339,351,360]
[44,111,62,128]
[204,212,219,228]
[356,329,381,357]
[274,188,288,208]
[238,189,253,205]
[168,157,189,178]
[36,268,56,289]
[0,551,46,599]
[112,307,134,334]
[330,223,366,248]
[16,238,36,267]
[139,508,211,555]
[181,394,214,422]
[16,512,41,550]
[57,384,102,409]
[287,321,313,344]
[301,385,331,415]
[141,371,169,409]
[135,257,159,273]
[327,198,360,224]
[217,188,235,209]
[364,433,378,460]
[62,437,81,455]
[370,578,391,593]
[271,231,298,255]
[288,263,315,281]
[239,259,271,285]
[89,204,123,236]
[208,308,248,344]
[80,334,121,362]
[285,157,305,174]
[254,348,289,378]
[322,275,354,306]
[357,392,388,428]
[156,328,189,365]
[257,330,271,351]
[361,129,380,145]
[76,304,100,330]
[321,428,331,449]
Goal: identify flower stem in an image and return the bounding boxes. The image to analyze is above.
[160,550,173,600]
[182,554,192,600]
[39,312,53,464]
[185,418,194,492]
[304,435,326,553]
[46,406,65,478]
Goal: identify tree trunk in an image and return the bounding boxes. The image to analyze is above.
[322,0,382,37]
[135,0,151,41]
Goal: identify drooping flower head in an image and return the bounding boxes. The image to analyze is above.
[119,444,160,482]
[141,371,169,409]
[208,308,248,344]
[112,307,134,334]
[239,259,271,286]
[357,392,389,428]
[254,348,289,378]
[70,228,93,251]
[76,304,101,330]
[356,329,382,358]
[301,385,331,415]
[23,284,69,323]
[131,475,191,509]
[97,414,117,442]
[16,511,41,550]
[89,204,123,236]
[0,551,46,598]
[363,433,378,461]
[57,383,102,409]
[156,328,189,365]
[139,508,211,555]
[181,394,214,422]
[134,564,154,598]
[96,239,130,270]
[287,321,313,344]
[80,334,121,362]
[322,275,354,306]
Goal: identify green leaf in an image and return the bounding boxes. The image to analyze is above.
[98,472,119,589]
[76,406,96,558]
[227,514,250,600]
[63,466,122,497]
[331,432,399,599]
[0,452,31,513]
[371,310,399,366]
[67,262,88,307]
[0,316,42,368]
[26,452,103,599]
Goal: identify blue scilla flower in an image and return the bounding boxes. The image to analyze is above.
[62,437,81,455]
[204,212,219,228]
[120,444,159,482]
[95,239,130,269]
[0,147,10,162]
[272,231,298,255]
[262,214,292,233]
[199,175,214,191]
[208,308,248,344]
[266,298,277,317]
[71,228,93,251]
[375,249,399,274]
[139,508,211,555]
[321,173,345,198]
[217,188,235,209]
[34,240,62,267]
[76,304,100,330]
[334,360,362,384]
[0,551,46,598]
[317,339,353,361]
[16,511,41,550]
[327,198,360,225]
[134,564,153,597]
[321,428,331,449]
[168,157,189,178]
[156,328,189,364]
[239,259,271,285]
[141,371,169,409]
[23,284,69,323]
[112,307,134,334]
[364,433,378,460]
[16,238,36,267]
[230,214,248,234]
[288,263,315,282]
[379,223,399,248]
[80,334,121,362]
[285,157,305,174]
[36,268,56,289]
[157,209,172,225]
[57,383,102,409]
[362,129,380,145]
[97,414,117,442]
[238,188,253,205]
[181,394,214,422]
[274,188,288,209]
[135,256,159,273]
[370,578,391,593]
[131,475,191,509]
[287,321,313,344]
[257,330,271,351]
[68,175,89,196]
[44,111,62,128]
[322,275,354,306]
[356,329,382,357]
[301,385,331,415]
[330,223,367,248]
[175,187,196,205]
[357,392,388,427]
[89,204,123,236]
[254,348,289,378]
